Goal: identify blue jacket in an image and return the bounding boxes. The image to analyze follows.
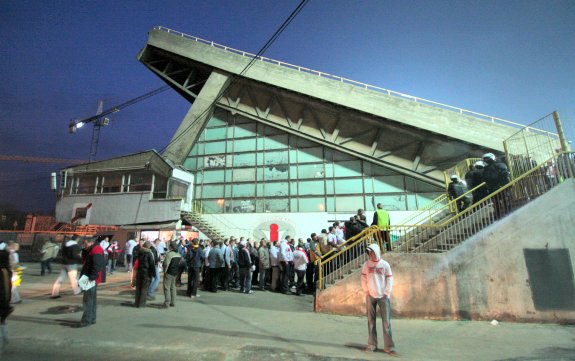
[186,246,204,269]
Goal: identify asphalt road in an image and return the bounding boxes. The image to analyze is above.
[3,263,574,361]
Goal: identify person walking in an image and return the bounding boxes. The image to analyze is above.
[78,238,104,327]
[361,243,396,355]
[51,235,82,298]
[258,239,270,291]
[186,238,204,298]
[134,241,155,308]
[292,243,308,296]
[162,241,181,308]
[40,239,59,276]
[447,175,471,212]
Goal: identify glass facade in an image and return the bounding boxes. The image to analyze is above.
[186,109,442,213]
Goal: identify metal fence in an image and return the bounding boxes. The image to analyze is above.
[503,111,572,180]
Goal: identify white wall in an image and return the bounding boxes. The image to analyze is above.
[56,193,183,226]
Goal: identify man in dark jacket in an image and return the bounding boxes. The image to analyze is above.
[51,235,83,298]
[237,240,254,294]
[134,241,155,308]
[465,161,488,204]
[207,241,224,292]
[186,238,204,298]
[447,175,471,212]
[78,238,104,327]
[162,241,181,308]
[482,153,511,219]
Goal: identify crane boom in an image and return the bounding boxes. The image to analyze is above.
[0,155,85,164]
[68,85,170,129]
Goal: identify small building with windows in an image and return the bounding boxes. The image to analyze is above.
[55,150,193,231]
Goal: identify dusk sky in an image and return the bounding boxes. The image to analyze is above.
[1,0,573,213]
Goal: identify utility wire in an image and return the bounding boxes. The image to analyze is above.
[158,0,309,156]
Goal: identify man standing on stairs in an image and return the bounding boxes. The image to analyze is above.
[482,153,511,220]
[372,203,392,252]
[361,243,396,356]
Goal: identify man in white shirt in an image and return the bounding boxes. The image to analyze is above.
[269,241,280,292]
[124,238,137,272]
[99,237,109,282]
[361,243,396,355]
[334,222,345,245]
[278,236,293,294]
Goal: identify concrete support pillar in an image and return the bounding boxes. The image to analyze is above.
[163,70,232,165]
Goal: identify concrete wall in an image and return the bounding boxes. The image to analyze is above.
[316,179,575,323]
[146,29,519,152]
[55,193,183,226]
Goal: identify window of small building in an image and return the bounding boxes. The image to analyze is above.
[74,207,88,219]
[152,175,168,199]
[76,176,97,194]
[129,171,152,192]
[102,173,123,193]
[168,180,188,199]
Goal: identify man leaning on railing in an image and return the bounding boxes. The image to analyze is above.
[372,203,391,252]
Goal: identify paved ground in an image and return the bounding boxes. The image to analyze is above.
[2,263,574,361]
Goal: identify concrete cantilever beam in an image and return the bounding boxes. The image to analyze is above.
[138,27,525,185]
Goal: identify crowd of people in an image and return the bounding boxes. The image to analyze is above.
[447,152,511,218]
[0,207,382,332]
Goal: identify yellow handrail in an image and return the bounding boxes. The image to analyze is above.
[396,193,449,225]
[317,226,383,289]
[317,152,574,282]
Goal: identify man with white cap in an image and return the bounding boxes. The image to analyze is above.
[447,174,471,212]
[465,160,488,204]
[482,153,511,219]
[361,243,396,355]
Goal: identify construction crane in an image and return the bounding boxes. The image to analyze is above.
[0,155,85,164]
[68,85,170,162]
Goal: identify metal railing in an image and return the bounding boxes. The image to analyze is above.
[395,193,449,226]
[152,26,540,131]
[317,152,574,288]
[316,225,384,290]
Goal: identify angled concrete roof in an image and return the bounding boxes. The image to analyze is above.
[62,150,173,178]
[142,27,522,151]
[137,27,531,186]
